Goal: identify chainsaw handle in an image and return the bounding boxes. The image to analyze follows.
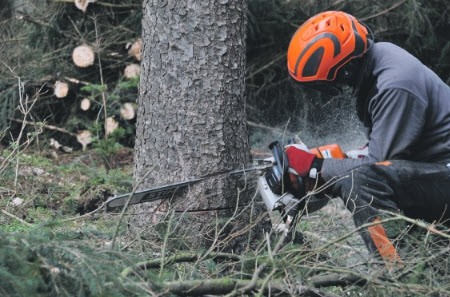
[268,141,288,178]
[267,141,306,198]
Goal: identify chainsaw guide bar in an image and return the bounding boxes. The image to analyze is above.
[105,163,271,211]
[105,179,203,211]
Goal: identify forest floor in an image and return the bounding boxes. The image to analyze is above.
[1,144,448,296]
[0,144,369,263]
[0,146,134,231]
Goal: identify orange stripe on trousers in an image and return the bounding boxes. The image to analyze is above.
[367,217,402,263]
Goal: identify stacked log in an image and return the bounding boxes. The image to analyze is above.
[72,45,95,68]
[54,81,69,98]
[120,103,136,120]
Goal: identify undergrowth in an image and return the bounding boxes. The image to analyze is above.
[0,192,449,296]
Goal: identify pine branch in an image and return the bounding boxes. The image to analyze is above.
[8,118,76,137]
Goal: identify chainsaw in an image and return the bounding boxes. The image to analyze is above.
[257,140,345,229]
[105,140,346,227]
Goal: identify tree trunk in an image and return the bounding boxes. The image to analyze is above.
[7,0,46,14]
[0,1,11,19]
[132,1,265,250]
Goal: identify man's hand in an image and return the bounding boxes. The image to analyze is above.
[285,144,317,177]
[285,144,324,195]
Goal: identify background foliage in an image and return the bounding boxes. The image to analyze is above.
[1,0,449,150]
[245,0,450,148]
[0,0,449,296]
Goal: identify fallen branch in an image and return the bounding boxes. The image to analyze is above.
[161,277,338,297]
[381,210,450,240]
[289,211,449,266]
[59,200,108,223]
[121,252,240,278]
[8,118,76,137]
[309,273,368,288]
[226,213,294,297]
[1,209,33,227]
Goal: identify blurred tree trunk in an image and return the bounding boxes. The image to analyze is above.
[6,0,45,14]
[0,4,10,19]
[132,1,263,249]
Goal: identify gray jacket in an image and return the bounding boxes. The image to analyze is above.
[322,42,450,181]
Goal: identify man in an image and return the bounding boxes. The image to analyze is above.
[284,11,450,262]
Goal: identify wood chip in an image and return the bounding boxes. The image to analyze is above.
[12,197,24,206]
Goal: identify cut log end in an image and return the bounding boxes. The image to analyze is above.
[72,45,95,68]
[124,64,140,79]
[75,0,94,13]
[76,130,93,151]
[54,81,69,98]
[127,38,142,61]
[105,117,119,135]
[80,98,91,111]
[120,102,136,120]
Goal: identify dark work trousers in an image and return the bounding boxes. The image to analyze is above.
[331,160,450,260]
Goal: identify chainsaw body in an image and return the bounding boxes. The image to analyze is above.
[257,140,345,227]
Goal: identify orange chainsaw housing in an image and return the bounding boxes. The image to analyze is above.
[310,143,346,159]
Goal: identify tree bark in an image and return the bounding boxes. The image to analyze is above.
[133,0,264,249]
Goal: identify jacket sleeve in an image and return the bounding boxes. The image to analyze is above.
[321,88,427,181]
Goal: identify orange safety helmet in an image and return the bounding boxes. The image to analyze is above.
[287,11,369,82]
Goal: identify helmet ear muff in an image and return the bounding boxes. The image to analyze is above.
[343,68,354,84]
[335,38,373,86]
[335,59,360,86]
[342,68,353,82]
